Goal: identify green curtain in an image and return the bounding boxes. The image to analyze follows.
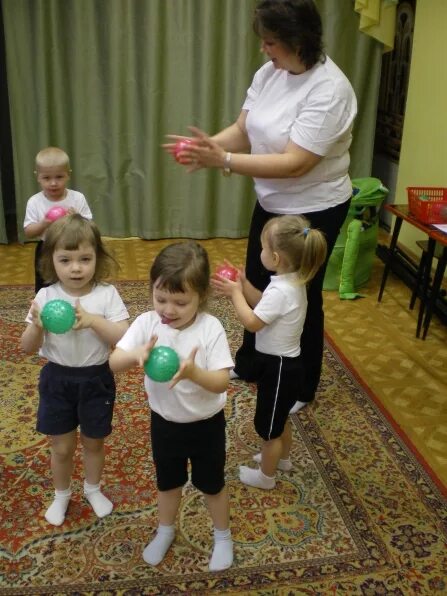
[2,0,381,242]
[0,181,6,244]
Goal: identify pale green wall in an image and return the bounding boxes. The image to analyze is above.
[394,0,447,253]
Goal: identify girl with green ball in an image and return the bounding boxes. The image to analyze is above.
[109,241,234,572]
[21,214,129,526]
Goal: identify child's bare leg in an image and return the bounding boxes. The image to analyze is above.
[280,419,292,460]
[158,487,183,526]
[253,419,293,471]
[45,431,77,525]
[260,436,283,477]
[81,435,113,518]
[241,425,294,490]
[143,488,182,566]
[81,435,105,484]
[204,485,230,530]
[204,486,233,571]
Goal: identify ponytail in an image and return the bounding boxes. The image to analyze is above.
[298,227,327,284]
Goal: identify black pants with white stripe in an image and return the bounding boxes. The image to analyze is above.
[234,199,351,402]
[253,350,304,441]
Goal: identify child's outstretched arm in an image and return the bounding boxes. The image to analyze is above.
[109,335,158,373]
[21,300,45,353]
[213,261,262,307]
[240,275,263,308]
[169,347,230,393]
[212,277,265,333]
[73,299,129,345]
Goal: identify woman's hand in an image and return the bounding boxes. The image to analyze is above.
[163,128,227,173]
[162,134,195,158]
[185,127,227,172]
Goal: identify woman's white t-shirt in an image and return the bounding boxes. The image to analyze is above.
[243,57,357,214]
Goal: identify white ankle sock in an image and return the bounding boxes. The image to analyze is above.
[252,452,293,471]
[84,481,113,518]
[239,465,275,489]
[209,527,233,571]
[45,487,72,526]
[143,524,176,566]
[289,400,308,414]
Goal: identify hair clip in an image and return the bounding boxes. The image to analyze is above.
[303,227,310,237]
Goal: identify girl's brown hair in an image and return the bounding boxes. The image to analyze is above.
[39,213,119,284]
[262,214,327,284]
[150,241,210,308]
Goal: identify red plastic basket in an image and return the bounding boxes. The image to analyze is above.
[407,187,447,224]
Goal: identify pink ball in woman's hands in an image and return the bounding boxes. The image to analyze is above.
[174,139,194,164]
[46,206,68,221]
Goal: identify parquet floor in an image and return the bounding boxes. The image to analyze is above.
[1,236,446,488]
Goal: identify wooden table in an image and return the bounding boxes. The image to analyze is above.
[378,203,447,339]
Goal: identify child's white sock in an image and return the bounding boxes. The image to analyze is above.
[239,465,275,489]
[142,524,176,566]
[252,452,293,471]
[45,487,72,526]
[289,400,308,414]
[84,481,113,518]
[209,527,233,571]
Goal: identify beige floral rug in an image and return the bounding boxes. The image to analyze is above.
[0,281,446,595]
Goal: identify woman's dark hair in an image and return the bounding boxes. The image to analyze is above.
[150,241,210,308]
[39,213,119,283]
[253,0,325,69]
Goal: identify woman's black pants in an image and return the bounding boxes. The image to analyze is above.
[234,198,351,402]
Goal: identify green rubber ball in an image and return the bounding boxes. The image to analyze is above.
[40,299,76,334]
[144,346,180,382]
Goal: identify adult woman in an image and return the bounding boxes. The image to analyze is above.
[167,0,357,406]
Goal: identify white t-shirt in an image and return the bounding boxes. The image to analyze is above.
[26,282,129,366]
[254,273,307,357]
[24,190,93,239]
[243,57,357,214]
[116,311,234,423]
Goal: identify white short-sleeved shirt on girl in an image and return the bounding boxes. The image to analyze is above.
[116,311,234,423]
[253,272,307,357]
[243,57,357,214]
[26,282,129,367]
[24,190,93,240]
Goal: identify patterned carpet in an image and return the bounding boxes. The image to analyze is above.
[1,281,446,595]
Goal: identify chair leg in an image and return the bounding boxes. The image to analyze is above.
[409,252,427,310]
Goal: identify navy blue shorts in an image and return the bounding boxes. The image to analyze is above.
[253,351,304,441]
[151,409,226,495]
[36,361,116,439]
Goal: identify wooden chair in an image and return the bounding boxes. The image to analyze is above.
[409,240,443,310]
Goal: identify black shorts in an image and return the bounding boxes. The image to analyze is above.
[253,351,304,441]
[36,361,116,439]
[151,410,226,495]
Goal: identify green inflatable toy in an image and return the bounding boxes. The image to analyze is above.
[323,177,389,299]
